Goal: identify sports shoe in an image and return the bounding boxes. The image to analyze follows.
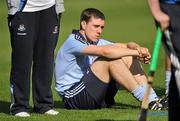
[149,97,168,110]
[45,109,59,115]
[149,100,163,110]
[14,112,30,117]
[160,95,168,110]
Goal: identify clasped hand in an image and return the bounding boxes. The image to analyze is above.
[136,47,151,64]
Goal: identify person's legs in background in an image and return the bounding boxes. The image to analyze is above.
[32,6,60,114]
[165,55,171,96]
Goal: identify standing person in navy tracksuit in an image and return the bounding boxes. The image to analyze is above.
[148,0,180,120]
[6,0,64,117]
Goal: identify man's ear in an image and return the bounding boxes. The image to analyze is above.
[81,21,86,30]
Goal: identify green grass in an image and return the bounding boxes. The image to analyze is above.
[0,0,167,121]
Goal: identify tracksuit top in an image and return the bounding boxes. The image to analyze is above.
[6,0,64,15]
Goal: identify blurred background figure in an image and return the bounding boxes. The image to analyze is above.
[6,0,64,117]
[148,0,180,120]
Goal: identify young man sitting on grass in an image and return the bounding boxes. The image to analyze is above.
[55,8,167,110]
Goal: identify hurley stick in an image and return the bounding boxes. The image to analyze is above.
[138,26,162,121]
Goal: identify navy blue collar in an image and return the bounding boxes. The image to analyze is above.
[72,29,98,45]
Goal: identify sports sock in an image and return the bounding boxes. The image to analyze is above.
[165,70,171,95]
[132,85,158,102]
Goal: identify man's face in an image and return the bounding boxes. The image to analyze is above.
[81,17,105,42]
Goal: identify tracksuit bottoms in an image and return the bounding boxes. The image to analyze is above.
[8,5,61,114]
[160,2,180,121]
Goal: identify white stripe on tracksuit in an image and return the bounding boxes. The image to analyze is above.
[64,82,85,98]
[10,83,15,110]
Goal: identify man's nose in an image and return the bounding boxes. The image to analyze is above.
[97,28,103,34]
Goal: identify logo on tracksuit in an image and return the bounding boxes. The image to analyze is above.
[17,24,27,35]
[53,26,58,34]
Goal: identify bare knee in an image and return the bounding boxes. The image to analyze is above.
[90,58,111,83]
[122,56,147,85]
[109,57,147,86]
[109,59,125,69]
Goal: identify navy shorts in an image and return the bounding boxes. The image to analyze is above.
[62,68,118,109]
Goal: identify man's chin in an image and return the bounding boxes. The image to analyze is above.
[88,38,99,42]
[94,38,99,41]
[92,39,99,42]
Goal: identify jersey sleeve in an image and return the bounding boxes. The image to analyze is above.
[97,39,114,46]
[64,34,88,55]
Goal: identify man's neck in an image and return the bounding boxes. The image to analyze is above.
[79,30,92,43]
[79,30,87,40]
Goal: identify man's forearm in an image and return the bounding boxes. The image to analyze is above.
[148,0,170,31]
[148,0,162,19]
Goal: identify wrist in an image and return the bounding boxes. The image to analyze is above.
[135,47,141,56]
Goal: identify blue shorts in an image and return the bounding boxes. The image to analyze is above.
[62,68,117,109]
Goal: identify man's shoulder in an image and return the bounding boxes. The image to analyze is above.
[98,38,114,45]
[61,32,87,52]
[65,33,86,45]
[71,29,87,44]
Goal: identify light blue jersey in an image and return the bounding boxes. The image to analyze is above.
[55,30,113,96]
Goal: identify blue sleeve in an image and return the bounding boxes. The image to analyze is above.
[97,39,114,46]
[64,34,87,55]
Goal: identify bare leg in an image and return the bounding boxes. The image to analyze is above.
[121,56,147,85]
[90,57,146,92]
[109,59,139,91]
[90,57,157,102]
[90,58,111,84]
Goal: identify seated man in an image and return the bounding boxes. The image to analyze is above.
[55,8,165,110]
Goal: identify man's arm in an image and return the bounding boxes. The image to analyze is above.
[83,44,139,58]
[114,42,140,49]
[148,0,170,31]
[83,43,151,64]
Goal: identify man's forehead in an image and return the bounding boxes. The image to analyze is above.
[89,16,104,21]
[88,17,105,23]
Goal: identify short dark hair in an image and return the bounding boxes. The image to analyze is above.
[80,8,105,23]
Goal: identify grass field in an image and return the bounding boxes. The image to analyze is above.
[0,0,167,121]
